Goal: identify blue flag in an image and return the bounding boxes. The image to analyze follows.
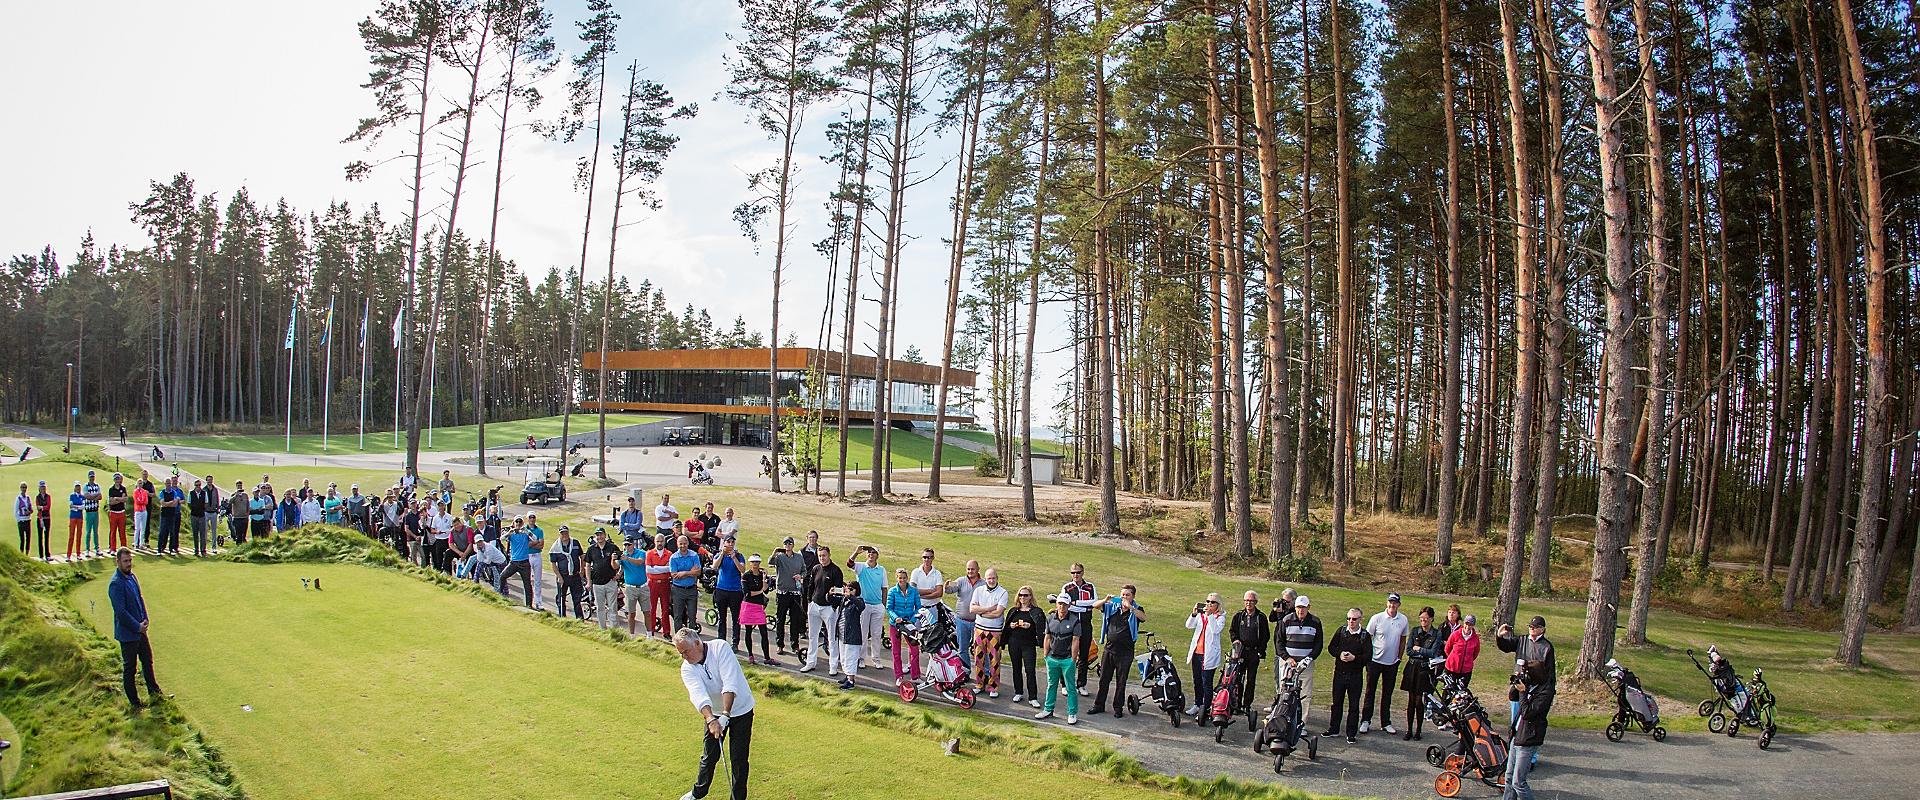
[319,297,335,347]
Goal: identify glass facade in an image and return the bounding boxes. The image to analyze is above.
[610,368,966,418]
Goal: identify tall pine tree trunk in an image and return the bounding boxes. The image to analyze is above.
[1834,0,1893,666]
[1626,0,1674,646]
[1494,0,1540,625]
[1328,0,1354,561]
[1245,0,1293,561]
[1577,0,1638,679]
[1434,0,1464,565]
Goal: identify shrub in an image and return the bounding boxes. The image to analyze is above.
[1266,555,1323,583]
[974,452,1001,477]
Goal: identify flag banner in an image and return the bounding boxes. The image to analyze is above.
[283,299,299,350]
[360,311,368,346]
[392,307,405,349]
[319,298,336,347]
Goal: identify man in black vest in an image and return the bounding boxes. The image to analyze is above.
[1230,589,1272,715]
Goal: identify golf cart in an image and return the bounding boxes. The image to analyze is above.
[663,427,684,446]
[519,456,566,505]
[683,426,705,446]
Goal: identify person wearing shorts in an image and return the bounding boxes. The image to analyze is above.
[621,536,650,636]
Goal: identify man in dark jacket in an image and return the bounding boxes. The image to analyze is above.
[108,548,165,709]
[1498,614,1556,746]
[1495,616,1556,686]
[1277,595,1324,726]
[1229,590,1271,714]
[1324,606,1371,743]
[1503,659,1554,800]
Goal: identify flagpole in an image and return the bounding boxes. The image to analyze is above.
[322,297,335,452]
[360,298,370,451]
[393,306,403,449]
[285,294,298,453]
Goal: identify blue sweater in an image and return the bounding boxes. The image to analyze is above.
[108,570,148,642]
[886,585,920,625]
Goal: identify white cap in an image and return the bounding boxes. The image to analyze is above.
[1295,595,1310,607]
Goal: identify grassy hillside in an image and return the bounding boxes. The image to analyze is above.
[139,413,664,456]
[0,546,239,798]
[813,427,978,471]
[943,429,1068,455]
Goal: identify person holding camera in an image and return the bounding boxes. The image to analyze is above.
[1183,593,1226,719]
[801,544,845,674]
[1503,659,1554,800]
[1324,607,1371,743]
[1230,590,1271,716]
[1497,614,1556,747]
[1089,584,1146,717]
[846,546,889,670]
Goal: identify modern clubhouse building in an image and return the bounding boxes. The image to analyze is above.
[579,347,977,447]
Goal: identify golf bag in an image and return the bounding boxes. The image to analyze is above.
[1603,658,1666,742]
[1253,657,1318,771]
[1127,632,1185,728]
[1690,646,1777,748]
[1427,682,1507,798]
[897,603,976,708]
[1209,642,1254,741]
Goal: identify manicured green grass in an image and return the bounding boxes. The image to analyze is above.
[944,429,1068,455]
[813,427,978,471]
[638,486,1920,735]
[139,413,665,455]
[69,558,1223,800]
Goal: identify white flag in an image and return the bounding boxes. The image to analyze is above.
[284,298,299,350]
[392,307,405,349]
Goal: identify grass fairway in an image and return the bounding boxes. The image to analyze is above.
[139,413,665,456]
[69,559,1217,800]
[602,486,1920,734]
[818,428,978,471]
[942,429,1068,455]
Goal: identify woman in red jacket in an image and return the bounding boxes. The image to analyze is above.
[1444,613,1481,686]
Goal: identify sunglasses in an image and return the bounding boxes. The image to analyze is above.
[1348,617,1362,621]
[1018,592,1033,597]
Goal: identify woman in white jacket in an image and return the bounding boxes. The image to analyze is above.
[1185,592,1226,718]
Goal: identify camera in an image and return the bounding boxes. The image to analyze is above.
[1195,601,1207,614]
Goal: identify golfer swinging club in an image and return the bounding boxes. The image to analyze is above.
[676,627,754,800]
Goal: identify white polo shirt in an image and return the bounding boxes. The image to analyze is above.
[909,565,944,608]
[681,640,756,719]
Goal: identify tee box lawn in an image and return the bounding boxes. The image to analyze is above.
[70,559,1223,800]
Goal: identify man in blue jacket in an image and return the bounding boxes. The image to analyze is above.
[108,548,165,709]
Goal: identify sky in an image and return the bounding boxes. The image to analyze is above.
[1,0,1072,436]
